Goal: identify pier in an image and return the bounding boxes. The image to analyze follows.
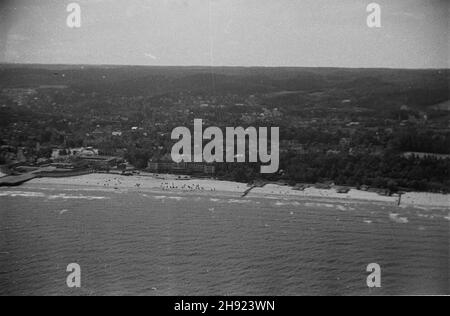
[0,168,94,187]
[0,174,37,187]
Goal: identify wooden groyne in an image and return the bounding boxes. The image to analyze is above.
[0,169,94,187]
[241,185,256,198]
[241,181,267,197]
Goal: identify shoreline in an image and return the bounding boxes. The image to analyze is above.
[11,173,449,209]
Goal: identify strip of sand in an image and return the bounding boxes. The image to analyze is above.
[26,173,449,208]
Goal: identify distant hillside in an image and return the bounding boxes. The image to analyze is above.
[0,64,448,110]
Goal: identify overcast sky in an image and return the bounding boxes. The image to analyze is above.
[0,0,448,68]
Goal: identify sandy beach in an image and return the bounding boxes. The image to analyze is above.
[26,173,449,209]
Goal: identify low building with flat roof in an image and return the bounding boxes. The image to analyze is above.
[79,155,119,170]
[147,161,215,176]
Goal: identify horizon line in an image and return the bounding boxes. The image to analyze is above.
[0,62,448,71]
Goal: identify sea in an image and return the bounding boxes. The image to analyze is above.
[0,183,448,296]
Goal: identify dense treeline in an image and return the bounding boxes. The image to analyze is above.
[213,152,450,193]
[395,130,450,154]
[120,127,450,193]
[281,151,450,193]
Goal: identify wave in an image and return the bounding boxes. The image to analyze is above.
[0,190,109,200]
[227,199,254,204]
[152,195,185,201]
[47,194,109,200]
[417,213,433,219]
[0,191,46,198]
[389,213,409,224]
[305,202,335,208]
[305,202,353,211]
[274,201,301,207]
[23,186,124,193]
[209,197,254,204]
[168,196,184,201]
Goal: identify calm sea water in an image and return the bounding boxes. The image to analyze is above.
[0,184,448,296]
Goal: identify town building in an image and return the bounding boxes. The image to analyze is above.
[79,155,119,170]
[147,161,215,176]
